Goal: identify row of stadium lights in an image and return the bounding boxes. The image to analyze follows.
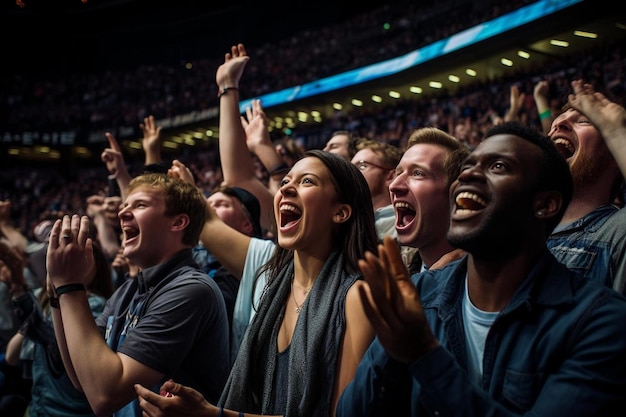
[148,29,601,147]
[12,30,597,156]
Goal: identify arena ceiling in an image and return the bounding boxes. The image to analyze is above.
[2,0,624,163]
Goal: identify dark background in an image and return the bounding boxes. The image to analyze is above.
[1,0,388,76]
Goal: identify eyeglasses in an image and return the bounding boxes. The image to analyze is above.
[355,160,393,171]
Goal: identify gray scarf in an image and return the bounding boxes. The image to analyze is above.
[219,249,357,417]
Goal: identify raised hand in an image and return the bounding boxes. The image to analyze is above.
[568,79,626,138]
[241,99,271,152]
[101,132,127,179]
[46,214,94,289]
[357,236,439,364]
[215,43,249,90]
[140,115,163,165]
[533,80,550,103]
[167,159,196,185]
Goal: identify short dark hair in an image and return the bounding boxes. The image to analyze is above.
[485,122,573,233]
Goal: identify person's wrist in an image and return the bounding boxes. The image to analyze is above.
[217,86,239,98]
[55,283,86,298]
[539,109,552,121]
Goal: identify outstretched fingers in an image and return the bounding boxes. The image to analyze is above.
[357,237,410,340]
[358,236,439,363]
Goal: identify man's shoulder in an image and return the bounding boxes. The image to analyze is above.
[602,204,626,224]
[169,266,219,289]
[411,259,463,298]
[589,204,626,241]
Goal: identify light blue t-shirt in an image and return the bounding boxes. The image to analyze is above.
[231,237,275,359]
[462,276,498,384]
[375,204,397,241]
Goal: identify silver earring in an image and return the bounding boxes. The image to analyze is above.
[537,211,544,217]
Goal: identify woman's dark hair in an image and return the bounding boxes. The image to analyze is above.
[253,149,378,309]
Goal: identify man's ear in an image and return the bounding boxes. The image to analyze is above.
[533,191,562,219]
[333,204,352,224]
[171,214,190,232]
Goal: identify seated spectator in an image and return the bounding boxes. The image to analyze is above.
[337,121,626,416]
[135,146,379,417]
[545,79,626,295]
[45,173,231,416]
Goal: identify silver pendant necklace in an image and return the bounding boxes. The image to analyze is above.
[291,278,312,314]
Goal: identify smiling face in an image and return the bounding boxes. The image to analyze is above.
[448,134,543,259]
[274,156,347,254]
[119,186,177,268]
[549,108,616,188]
[390,143,452,250]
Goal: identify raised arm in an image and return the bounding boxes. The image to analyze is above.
[504,84,525,123]
[242,99,285,195]
[47,215,163,416]
[216,44,275,233]
[567,79,626,177]
[533,80,555,134]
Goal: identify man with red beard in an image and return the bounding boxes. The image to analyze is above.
[337,121,626,416]
[546,79,626,294]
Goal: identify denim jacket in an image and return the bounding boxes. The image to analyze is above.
[547,204,626,294]
[338,251,626,417]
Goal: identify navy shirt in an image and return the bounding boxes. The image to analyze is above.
[96,249,230,416]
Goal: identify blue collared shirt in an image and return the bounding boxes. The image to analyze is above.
[547,204,626,295]
[338,251,626,416]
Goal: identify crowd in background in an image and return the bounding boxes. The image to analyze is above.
[1,0,624,245]
[2,0,531,134]
[1,0,626,415]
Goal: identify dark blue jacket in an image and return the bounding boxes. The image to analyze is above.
[338,250,626,417]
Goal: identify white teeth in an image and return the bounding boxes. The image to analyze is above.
[553,138,575,153]
[455,192,486,207]
[280,204,300,214]
[394,201,411,209]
